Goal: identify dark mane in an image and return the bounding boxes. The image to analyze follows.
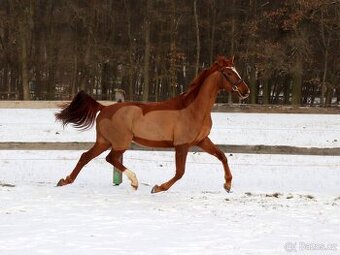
[181,66,217,106]
[138,56,232,114]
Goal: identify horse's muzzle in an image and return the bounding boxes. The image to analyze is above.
[241,89,250,99]
[233,86,250,100]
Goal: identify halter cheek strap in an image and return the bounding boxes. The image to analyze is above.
[220,68,244,90]
[220,67,249,99]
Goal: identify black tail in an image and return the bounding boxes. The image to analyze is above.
[55,91,103,130]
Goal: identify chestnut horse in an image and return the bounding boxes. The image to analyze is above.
[55,57,249,193]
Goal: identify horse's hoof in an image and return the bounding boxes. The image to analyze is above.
[57,179,66,187]
[131,184,138,190]
[224,183,231,193]
[151,185,161,193]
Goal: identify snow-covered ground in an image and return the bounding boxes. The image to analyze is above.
[0,109,339,254]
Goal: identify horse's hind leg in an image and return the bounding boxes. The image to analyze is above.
[151,144,189,193]
[105,149,139,190]
[57,142,110,186]
[197,137,232,192]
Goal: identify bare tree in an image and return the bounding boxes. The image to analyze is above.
[143,0,151,102]
[9,0,32,100]
[193,0,200,75]
[0,0,338,105]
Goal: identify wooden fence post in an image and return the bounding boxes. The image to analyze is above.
[113,89,125,185]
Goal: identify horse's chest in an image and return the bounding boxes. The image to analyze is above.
[195,117,212,141]
[179,114,212,143]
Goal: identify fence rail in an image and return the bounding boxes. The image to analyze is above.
[0,142,339,156]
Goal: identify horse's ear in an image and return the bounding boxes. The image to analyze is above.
[231,56,235,64]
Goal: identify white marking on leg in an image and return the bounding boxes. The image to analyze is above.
[124,169,139,189]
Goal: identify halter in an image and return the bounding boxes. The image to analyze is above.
[220,67,247,99]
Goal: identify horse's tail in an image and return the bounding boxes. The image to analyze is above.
[55,91,104,130]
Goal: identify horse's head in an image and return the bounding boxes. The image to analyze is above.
[216,57,250,100]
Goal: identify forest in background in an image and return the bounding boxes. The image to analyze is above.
[0,0,339,106]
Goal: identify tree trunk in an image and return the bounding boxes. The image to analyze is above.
[169,41,177,98]
[262,79,270,105]
[283,75,290,105]
[71,55,78,96]
[320,9,331,106]
[2,65,8,95]
[169,0,178,98]
[249,64,257,104]
[209,0,216,65]
[325,84,332,106]
[124,0,134,101]
[321,48,329,106]
[101,62,109,100]
[230,2,236,56]
[291,57,302,105]
[19,29,30,100]
[228,0,236,104]
[194,0,200,75]
[1,3,11,97]
[143,0,151,102]
[13,1,31,100]
[46,0,56,99]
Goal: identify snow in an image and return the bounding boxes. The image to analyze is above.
[0,109,339,254]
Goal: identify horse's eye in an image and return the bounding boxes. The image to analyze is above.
[227,72,233,76]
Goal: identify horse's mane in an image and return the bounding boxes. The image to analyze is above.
[181,66,217,106]
[139,56,232,114]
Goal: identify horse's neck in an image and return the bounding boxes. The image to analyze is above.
[189,72,220,119]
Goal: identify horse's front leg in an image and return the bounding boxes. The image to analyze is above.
[197,137,232,192]
[151,144,189,193]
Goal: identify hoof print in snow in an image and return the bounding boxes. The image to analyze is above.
[266,192,282,198]
[305,194,315,200]
[0,182,15,188]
